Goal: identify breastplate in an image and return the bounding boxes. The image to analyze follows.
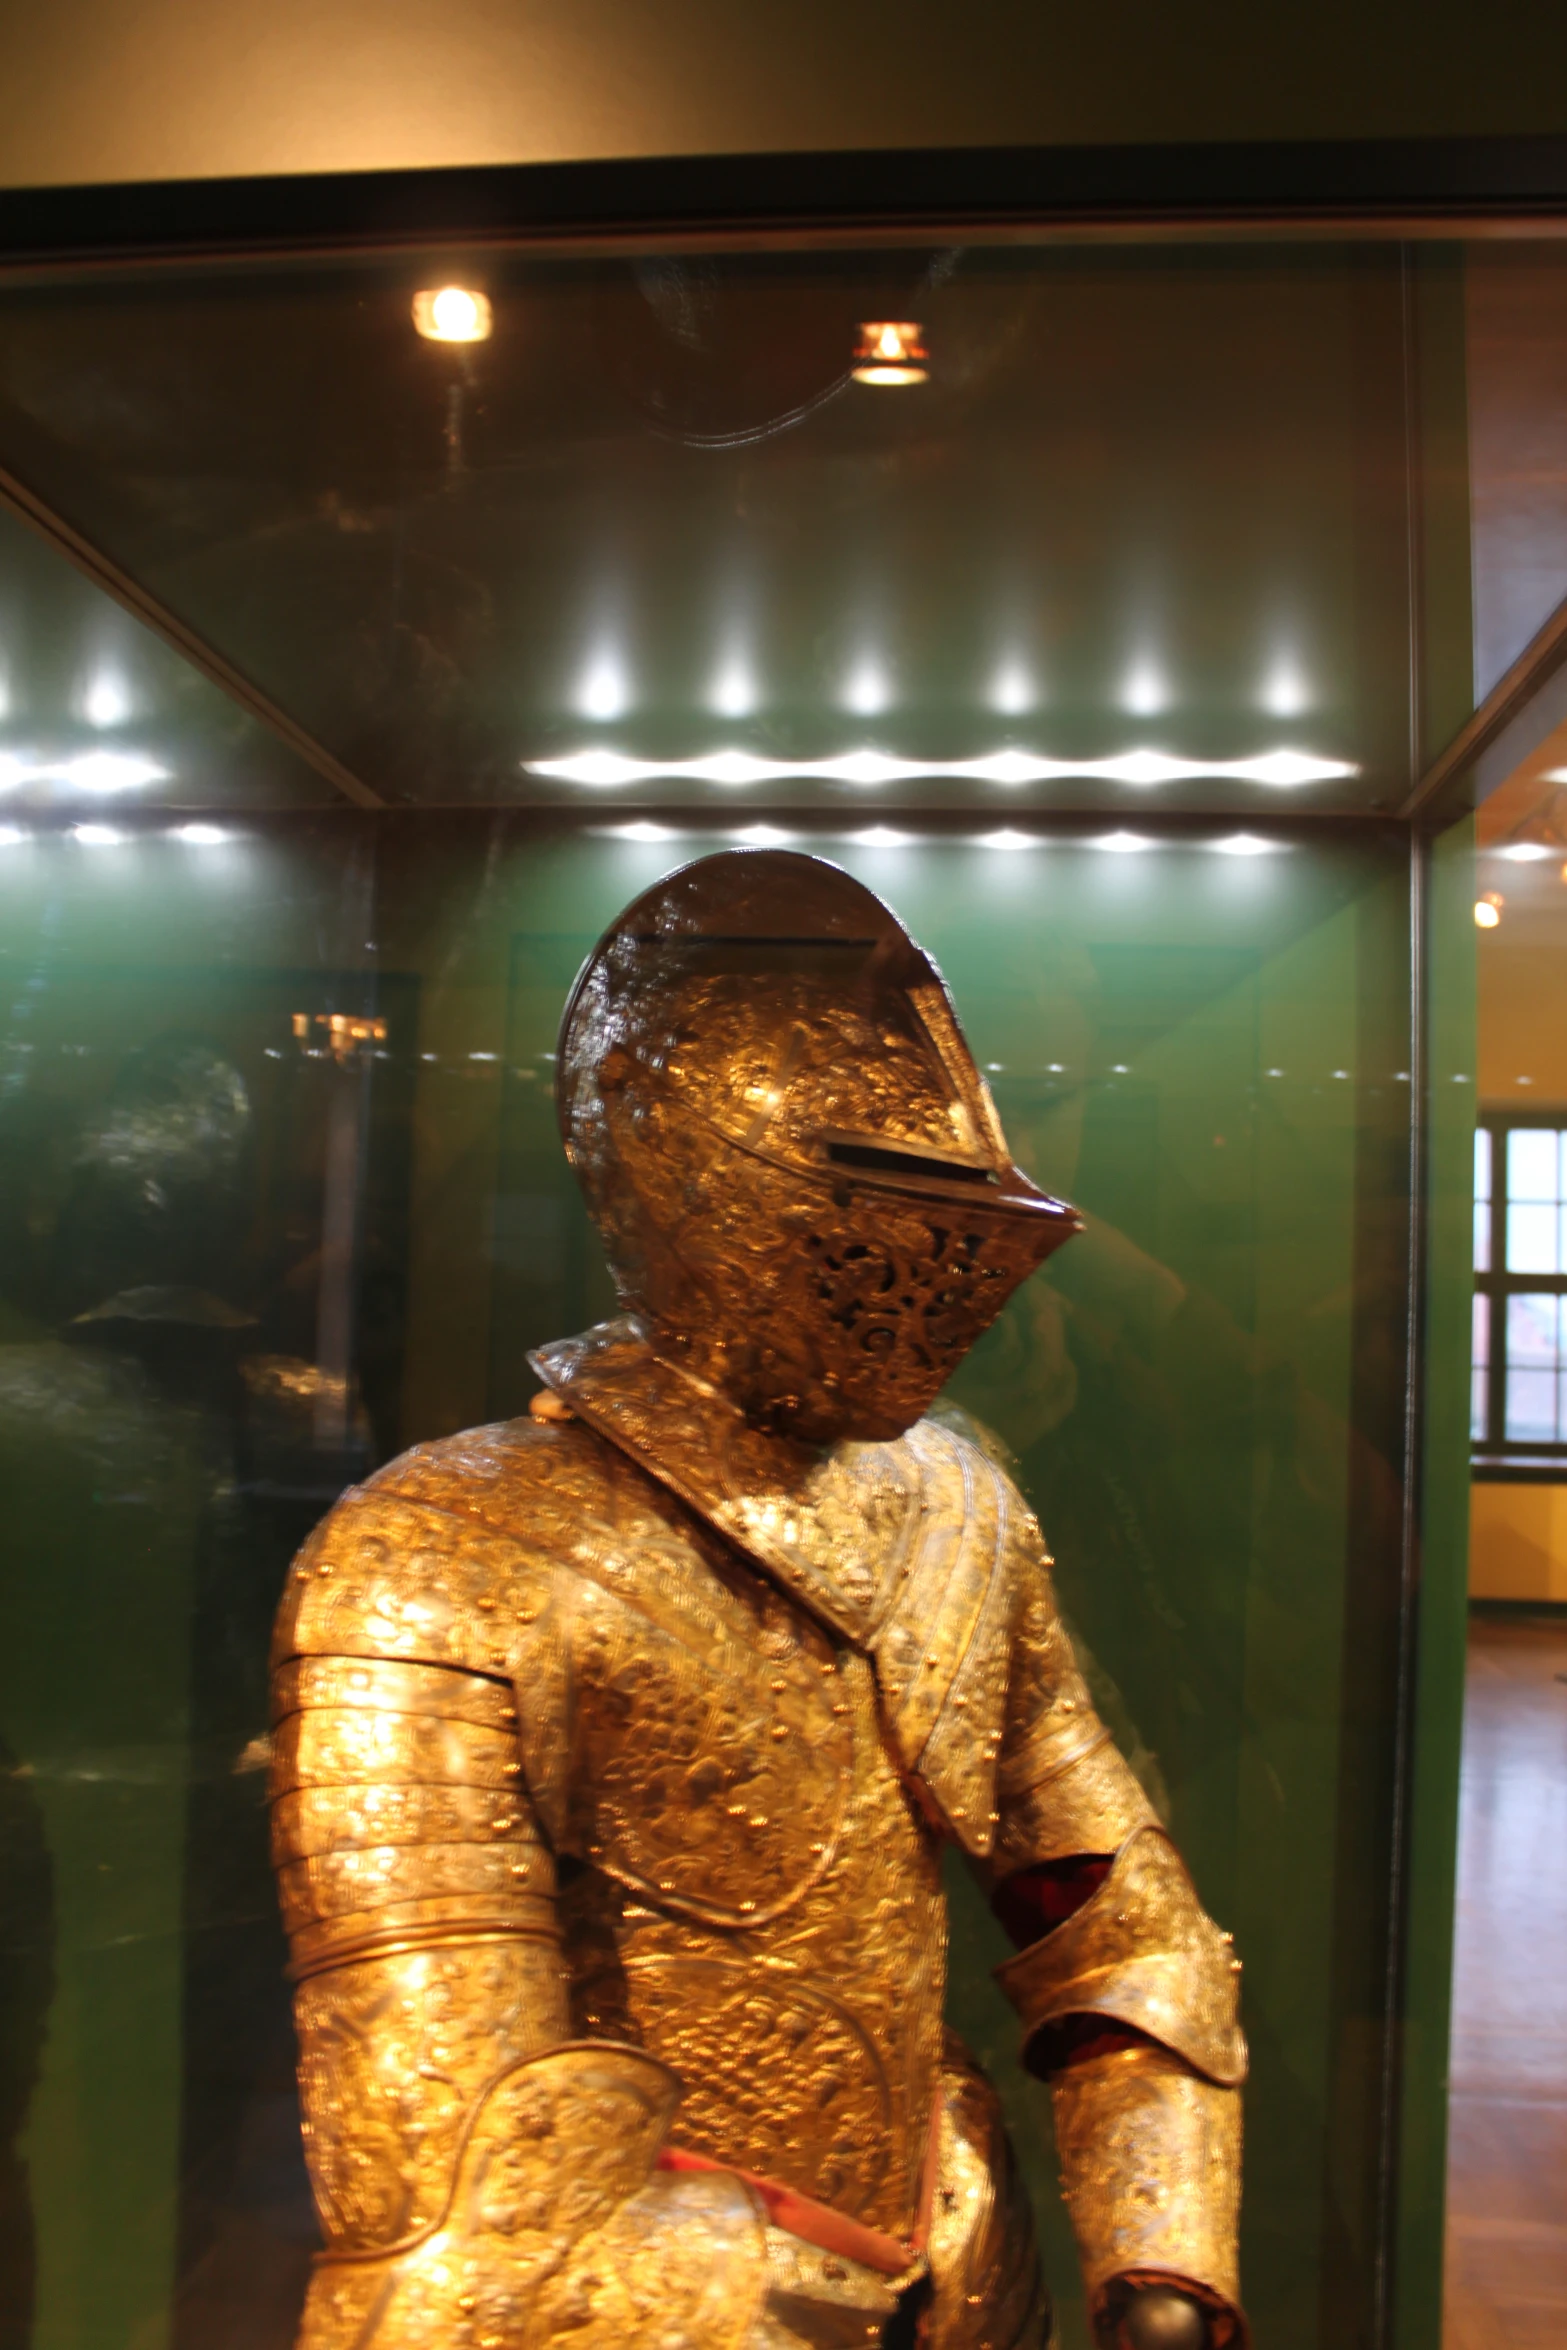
[561,1639,947,2244]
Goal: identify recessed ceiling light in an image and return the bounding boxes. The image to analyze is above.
[615,822,674,842]
[1474,898,1501,928]
[1211,833,1284,855]
[979,829,1038,851]
[72,823,124,846]
[851,826,910,847]
[174,822,229,845]
[0,824,26,847]
[852,322,929,386]
[1093,831,1154,853]
[1494,840,1553,862]
[733,824,793,847]
[411,286,492,343]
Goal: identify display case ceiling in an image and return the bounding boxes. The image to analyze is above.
[0,240,1429,817]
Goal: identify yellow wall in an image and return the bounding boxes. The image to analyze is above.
[5,0,1567,194]
[1470,1481,1567,1602]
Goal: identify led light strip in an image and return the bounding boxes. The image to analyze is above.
[0,750,171,793]
[528,747,1355,789]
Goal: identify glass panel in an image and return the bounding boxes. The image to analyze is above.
[0,219,1475,2350]
[0,502,334,815]
[1506,1125,1560,1201]
[1506,1201,1561,1274]
[1468,247,1567,698]
[1504,1295,1565,1441]
[1471,1293,1490,1443]
[0,796,1418,2350]
[1473,1128,1492,1271]
[0,244,1423,820]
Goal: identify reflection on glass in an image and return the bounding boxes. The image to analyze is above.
[1505,1293,1565,1441]
[1472,1293,1490,1442]
[1506,1127,1566,1271]
[1474,1127,1491,1272]
[0,206,1500,2350]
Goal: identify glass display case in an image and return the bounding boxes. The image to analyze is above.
[0,208,1487,2350]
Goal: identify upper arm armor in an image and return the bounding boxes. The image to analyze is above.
[269,1654,558,1978]
[995,1826,1246,2089]
[989,1548,1158,1877]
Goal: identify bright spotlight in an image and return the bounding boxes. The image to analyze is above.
[843,658,890,717]
[411,286,493,343]
[1121,658,1168,718]
[577,652,629,724]
[710,658,757,719]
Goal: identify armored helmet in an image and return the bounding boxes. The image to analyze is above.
[558,850,1079,1443]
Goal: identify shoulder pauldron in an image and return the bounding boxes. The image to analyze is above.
[275,1416,855,1924]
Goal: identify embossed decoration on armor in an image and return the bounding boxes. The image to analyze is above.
[268,850,1247,2350]
[995,1828,1248,2090]
[554,852,1079,1446]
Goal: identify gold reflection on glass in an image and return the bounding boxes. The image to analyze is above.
[290,1010,388,1061]
[411,286,492,344]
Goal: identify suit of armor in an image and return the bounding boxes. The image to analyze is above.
[269,851,1248,2350]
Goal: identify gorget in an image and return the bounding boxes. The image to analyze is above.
[530,1315,1030,1857]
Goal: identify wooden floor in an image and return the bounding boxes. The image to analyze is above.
[1444,1614,1567,2350]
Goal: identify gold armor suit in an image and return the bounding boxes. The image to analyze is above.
[269,852,1248,2350]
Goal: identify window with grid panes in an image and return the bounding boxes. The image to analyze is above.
[1474,1115,1567,1456]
